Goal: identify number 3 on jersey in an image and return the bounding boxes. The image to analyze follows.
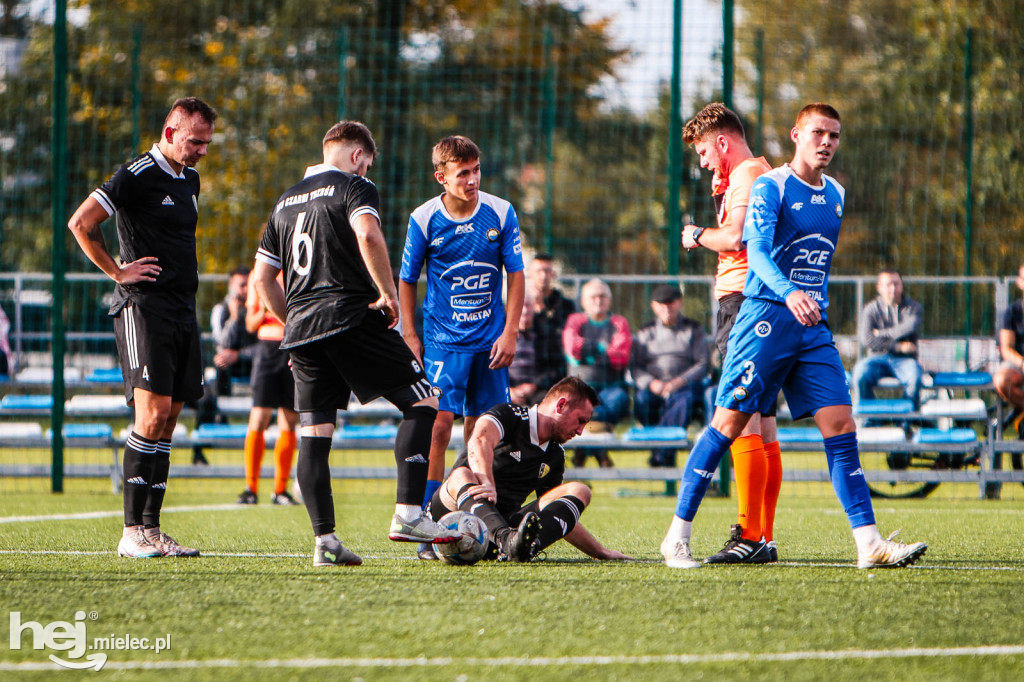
[291,211,312,276]
[740,360,755,386]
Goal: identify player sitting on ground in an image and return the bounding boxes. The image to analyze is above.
[426,376,633,562]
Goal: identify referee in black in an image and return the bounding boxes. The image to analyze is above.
[68,97,217,559]
[252,121,462,566]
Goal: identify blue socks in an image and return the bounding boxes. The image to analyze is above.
[674,426,732,521]
[824,431,875,529]
[422,479,442,509]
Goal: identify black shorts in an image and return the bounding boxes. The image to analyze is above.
[289,311,433,414]
[715,292,777,417]
[251,339,295,410]
[112,301,204,404]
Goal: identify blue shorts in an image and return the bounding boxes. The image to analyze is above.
[424,348,510,417]
[715,299,851,420]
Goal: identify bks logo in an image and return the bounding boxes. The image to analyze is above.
[455,223,474,234]
[811,194,826,204]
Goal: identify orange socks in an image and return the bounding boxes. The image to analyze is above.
[731,434,766,541]
[274,430,297,495]
[244,430,266,493]
[761,440,783,542]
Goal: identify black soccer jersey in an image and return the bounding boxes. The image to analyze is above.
[452,402,566,514]
[92,145,202,321]
[256,164,382,349]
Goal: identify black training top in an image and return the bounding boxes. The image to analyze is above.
[92,145,201,321]
[256,164,382,349]
[452,402,566,515]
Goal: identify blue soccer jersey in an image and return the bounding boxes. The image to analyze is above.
[400,191,524,352]
[742,164,845,309]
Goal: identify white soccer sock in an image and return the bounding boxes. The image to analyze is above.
[666,515,692,544]
[394,503,422,522]
[852,524,883,554]
[315,532,339,546]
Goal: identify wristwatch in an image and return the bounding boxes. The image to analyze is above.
[691,227,705,246]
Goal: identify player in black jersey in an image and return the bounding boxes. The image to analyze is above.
[427,377,633,562]
[252,121,462,566]
[68,97,217,559]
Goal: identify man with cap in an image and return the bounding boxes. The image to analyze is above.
[631,284,710,466]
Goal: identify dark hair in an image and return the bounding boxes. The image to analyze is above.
[533,253,555,263]
[323,120,378,158]
[796,102,841,126]
[878,268,902,280]
[683,102,745,145]
[167,97,218,126]
[432,135,481,172]
[544,376,600,409]
[229,265,251,278]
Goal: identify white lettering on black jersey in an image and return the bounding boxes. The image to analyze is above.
[256,165,382,349]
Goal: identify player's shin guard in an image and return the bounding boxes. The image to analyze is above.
[297,436,335,536]
[394,406,437,506]
[675,426,732,521]
[142,439,172,528]
[456,484,509,537]
[536,495,585,551]
[824,431,875,529]
[123,432,158,526]
[761,440,783,541]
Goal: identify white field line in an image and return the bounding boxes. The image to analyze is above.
[2,645,1024,671]
[0,504,243,524]
[0,549,1019,571]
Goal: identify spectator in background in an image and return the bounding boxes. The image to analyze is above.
[527,254,576,385]
[193,265,258,464]
[993,263,1024,437]
[631,284,710,467]
[509,292,545,405]
[853,270,924,409]
[0,305,13,378]
[236,269,299,506]
[563,278,631,467]
[211,265,258,393]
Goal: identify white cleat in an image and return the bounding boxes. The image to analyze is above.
[388,513,462,543]
[117,526,162,558]
[145,529,200,557]
[857,531,927,569]
[661,538,701,569]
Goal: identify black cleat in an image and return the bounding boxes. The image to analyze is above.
[237,488,258,505]
[704,524,770,564]
[766,539,778,563]
[271,491,299,506]
[497,512,542,562]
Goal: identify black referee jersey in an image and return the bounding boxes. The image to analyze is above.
[451,403,566,514]
[256,164,382,350]
[92,145,201,321]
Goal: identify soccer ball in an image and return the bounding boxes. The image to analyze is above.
[432,511,489,566]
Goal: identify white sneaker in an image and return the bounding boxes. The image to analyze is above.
[313,537,362,567]
[661,538,701,569]
[145,529,200,557]
[388,513,462,543]
[117,526,162,558]
[857,531,927,569]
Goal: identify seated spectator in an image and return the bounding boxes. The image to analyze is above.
[528,254,576,385]
[632,284,710,467]
[0,305,12,378]
[193,266,258,464]
[563,278,631,467]
[993,264,1024,436]
[509,292,547,405]
[853,270,924,409]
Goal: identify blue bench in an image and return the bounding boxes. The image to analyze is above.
[1,394,54,410]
